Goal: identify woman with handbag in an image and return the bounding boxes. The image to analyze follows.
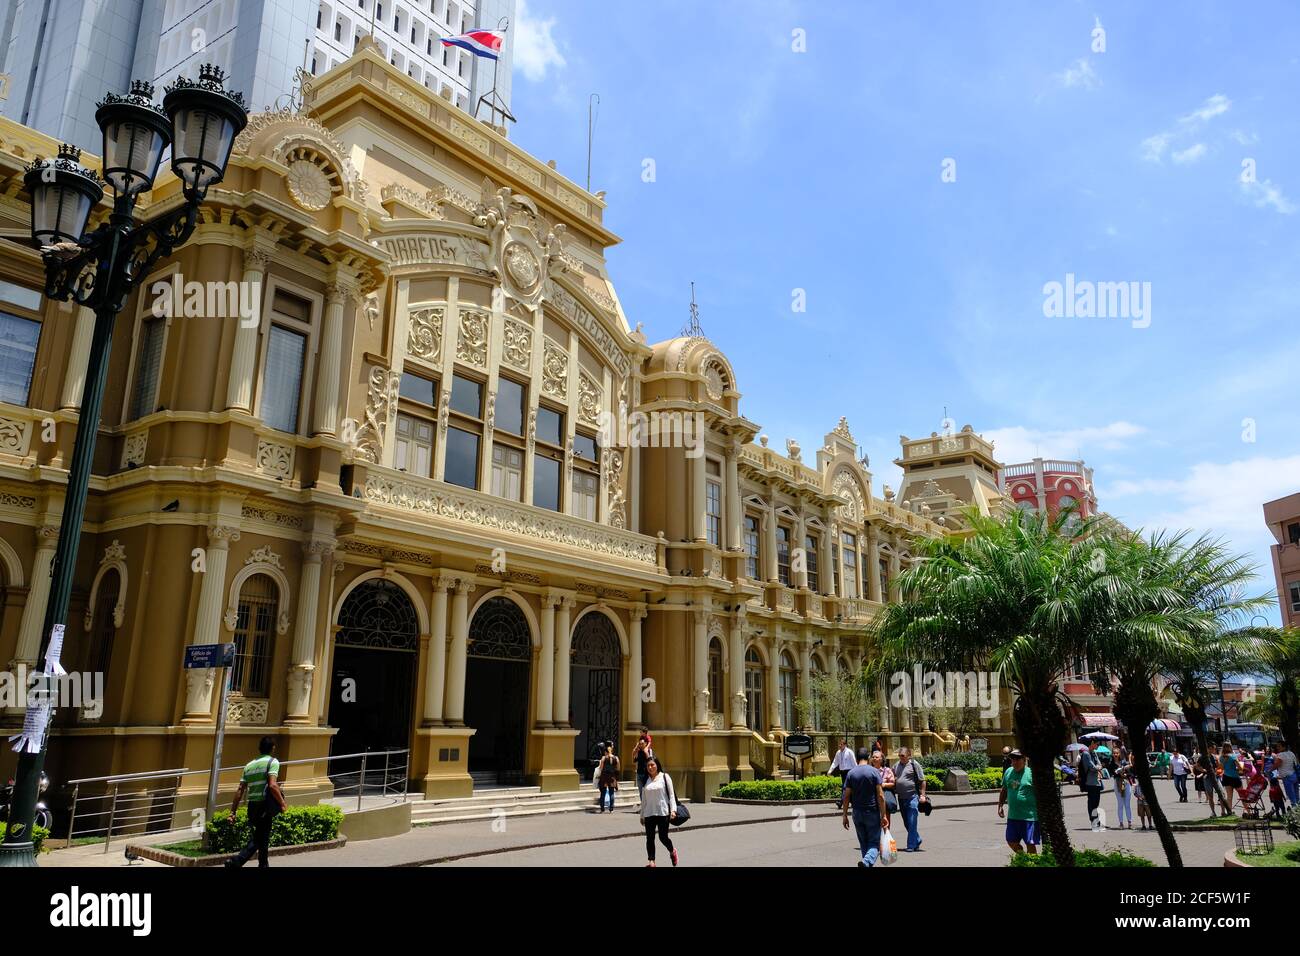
[870,750,898,815]
[597,743,620,813]
[1113,755,1133,829]
[639,756,678,867]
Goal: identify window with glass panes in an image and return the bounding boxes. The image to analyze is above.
[705,459,722,546]
[231,574,277,696]
[805,535,819,593]
[743,515,760,579]
[260,291,312,434]
[708,638,723,713]
[128,316,165,420]
[879,558,889,600]
[0,284,42,407]
[445,372,483,489]
[832,542,840,595]
[779,652,798,729]
[841,532,858,599]
[490,377,526,501]
[776,526,791,586]
[571,430,598,520]
[533,404,564,511]
[393,371,437,477]
[745,648,765,731]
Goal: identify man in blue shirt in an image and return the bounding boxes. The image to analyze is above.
[841,747,889,867]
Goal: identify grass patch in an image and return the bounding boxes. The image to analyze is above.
[1009,846,1155,867]
[1174,813,1243,828]
[70,836,105,847]
[1235,840,1300,868]
[154,839,213,858]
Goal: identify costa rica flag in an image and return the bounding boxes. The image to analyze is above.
[441,30,504,60]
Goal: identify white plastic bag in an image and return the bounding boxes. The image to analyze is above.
[879,825,898,866]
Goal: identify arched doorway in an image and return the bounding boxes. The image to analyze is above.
[329,579,419,785]
[569,612,621,773]
[466,597,532,784]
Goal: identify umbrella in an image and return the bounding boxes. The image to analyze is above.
[1080,731,1119,741]
[1066,743,1088,752]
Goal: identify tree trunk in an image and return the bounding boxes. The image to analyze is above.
[1115,678,1182,868]
[1015,687,1074,866]
[1184,701,1228,816]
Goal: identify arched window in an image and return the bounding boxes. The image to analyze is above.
[232,573,277,696]
[744,648,765,731]
[85,569,120,677]
[707,637,723,714]
[779,651,798,730]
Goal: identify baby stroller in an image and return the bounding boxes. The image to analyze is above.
[1238,773,1269,820]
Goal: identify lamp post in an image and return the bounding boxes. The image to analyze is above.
[0,65,246,867]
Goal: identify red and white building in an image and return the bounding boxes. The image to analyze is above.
[1000,457,1098,519]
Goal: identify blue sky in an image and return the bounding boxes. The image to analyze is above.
[507,1,1299,622]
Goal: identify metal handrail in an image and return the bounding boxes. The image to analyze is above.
[66,767,189,786]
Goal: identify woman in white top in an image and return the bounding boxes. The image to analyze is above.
[639,757,678,867]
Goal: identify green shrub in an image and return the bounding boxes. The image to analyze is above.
[918,750,988,773]
[204,804,343,854]
[717,775,843,801]
[0,822,49,854]
[1284,806,1300,842]
[1009,846,1155,867]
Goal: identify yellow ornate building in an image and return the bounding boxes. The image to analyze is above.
[0,42,1011,804]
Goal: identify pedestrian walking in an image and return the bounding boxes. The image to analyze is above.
[223,735,286,868]
[892,746,928,852]
[1000,746,1013,771]
[870,750,897,815]
[840,747,888,867]
[1220,744,1241,815]
[1078,739,1105,830]
[596,742,620,813]
[997,749,1038,855]
[1170,749,1190,802]
[1273,742,1298,807]
[632,732,653,807]
[1154,747,1171,780]
[639,756,678,867]
[1133,777,1152,830]
[1113,758,1133,829]
[827,737,856,781]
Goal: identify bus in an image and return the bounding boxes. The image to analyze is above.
[1207,722,1283,755]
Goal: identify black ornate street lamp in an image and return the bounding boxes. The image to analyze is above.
[0,65,246,867]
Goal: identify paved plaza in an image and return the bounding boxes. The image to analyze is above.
[40,776,1251,869]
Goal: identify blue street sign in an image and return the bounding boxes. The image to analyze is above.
[184,643,236,669]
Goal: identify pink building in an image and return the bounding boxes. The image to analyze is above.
[1263,493,1300,630]
[1000,457,1097,519]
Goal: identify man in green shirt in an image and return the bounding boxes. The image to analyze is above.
[997,749,1039,855]
[224,736,286,868]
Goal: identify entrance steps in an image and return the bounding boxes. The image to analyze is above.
[411,779,640,825]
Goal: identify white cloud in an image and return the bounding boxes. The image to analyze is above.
[1141,94,1231,163]
[1057,58,1100,89]
[1231,129,1259,146]
[982,422,1145,466]
[514,0,566,82]
[1241,177,1296,214]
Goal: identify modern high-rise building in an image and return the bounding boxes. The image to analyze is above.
[0,0,515,154]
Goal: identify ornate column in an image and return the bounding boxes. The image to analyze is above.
[8,526,59,718]
[312,278,350,436]
[537,592,558,726]
[285,539,333,723]
[692,608,709,728]
[766,640,781,730]
[225,246,270,412]
[817,529,832,596]
[764,502,778,582]
[877,680,891,731]
[867,525,882,602]
[627,604,646,727]
[853,532,866,602]
[800,642,812,731]
[423,576,453,724]
[725,437,742,551]
[888,542,901,603]
[834,526,847,598]
[444,579,475,726]
[794,512,808,589]
[59,306,96,409]
[183,525,240,722]
[728,607,746,729]
[552,595,574,727]
[691,448,707,542]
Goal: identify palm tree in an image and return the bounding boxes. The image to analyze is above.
[1085,531,1269,867]
[1257,628,1300,752]
[873,506,1101,866]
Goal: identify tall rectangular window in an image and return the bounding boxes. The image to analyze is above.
[841,532,858,599]
[705,478,722,546]
[394,370,437,477]
[1289,580,1300,614]
[571,471,598,521]
[496,377,525,436]
[444,427,479,488]
[571,429,598,520]
[744,515,760,580]
[776,526,791,586]
[262,325,306,433]
[533,453,560,511]
[0,312,40,407]
[832,543,840,595]
[491,444,523,501]
[129,316,165,420]
[805,534,819,593]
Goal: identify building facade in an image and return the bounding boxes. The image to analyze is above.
[0,43,1012,806]
[1263,492,1300,630]
[1001,456,1097,520]
[0,0,514,155]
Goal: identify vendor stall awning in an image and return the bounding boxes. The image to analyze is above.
[1080,713,1117,727]
[1147,719,1181,732]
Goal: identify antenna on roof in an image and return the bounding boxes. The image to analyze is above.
[586,93,600,192]
[681,281,705,338]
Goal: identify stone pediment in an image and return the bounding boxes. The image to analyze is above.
[232,110,368,206]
